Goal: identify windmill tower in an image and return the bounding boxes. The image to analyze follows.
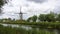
[19,7,23,20]
[16,6,26,20]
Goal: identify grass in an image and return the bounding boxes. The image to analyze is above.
[1,22,60,29]
[0,24,56,34]
[0,18,60,28]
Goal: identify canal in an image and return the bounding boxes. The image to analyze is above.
[0,23,60,34]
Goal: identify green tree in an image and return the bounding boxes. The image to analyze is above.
[0,0,4,7]
[38,14,46,22]
[56,14,60,21]
[31,15,37,22]
[27,15,37,22]
[8,18,11,20]
[45,12,55,22]
[27,17,32,22]
[38,12,56,22]
[0,0,7,7]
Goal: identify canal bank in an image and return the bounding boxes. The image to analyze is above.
[0,23,60,34]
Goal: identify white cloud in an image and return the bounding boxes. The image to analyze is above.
[0,0,60,19]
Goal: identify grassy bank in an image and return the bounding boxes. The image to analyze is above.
[1,22,60,29]
[0,24,55,34]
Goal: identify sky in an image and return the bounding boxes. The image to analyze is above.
[0,0,60,20]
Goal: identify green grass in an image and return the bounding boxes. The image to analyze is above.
[0,24,56,34]
[1,21,60,29]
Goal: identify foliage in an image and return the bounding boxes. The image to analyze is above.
[0,0,7,7]
[27,15,37,22]
[31,15,37,22]
[27,17,32,22]
[0,0,7,14]
[0,0,4,7]
[56,14,60,21]
[38,12,56,22]
[38,14,46,21]
[45,13,55,22]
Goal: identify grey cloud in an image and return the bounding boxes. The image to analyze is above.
[54,2,60,14]
[27,0,48,3]
[54,6,60,14]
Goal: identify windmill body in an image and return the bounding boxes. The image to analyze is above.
[16,7,26,20]
[19,11,23,20]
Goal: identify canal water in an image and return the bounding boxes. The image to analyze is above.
[0,23,60,34]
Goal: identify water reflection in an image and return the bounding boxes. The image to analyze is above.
[0,23,60,34]
[0,23,32,30]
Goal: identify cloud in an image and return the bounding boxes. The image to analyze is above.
[53,0,60,14]
[0,0,60,19]
[27,0,47,3]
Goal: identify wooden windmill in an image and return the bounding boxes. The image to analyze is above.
[15,6,26,20]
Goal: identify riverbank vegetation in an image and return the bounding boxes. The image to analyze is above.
[0,24,55,34]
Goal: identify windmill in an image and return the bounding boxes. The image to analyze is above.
[15,6,26,20]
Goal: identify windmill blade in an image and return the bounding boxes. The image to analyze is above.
[22,13,27,14]
[5,12,14,14]
[13,11,21,14]
[14,12,27,14]
[9,15,15,16]
[5,12,15,16]
[6,14,15,16]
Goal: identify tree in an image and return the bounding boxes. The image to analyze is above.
[8,18,11,20]
[56,14,60,21]
[38,14,46,22]
[45,12,55,22]
[0,0,7,7]
[27,17,32,22]
[38,12,56,22]
[0,0,4,7]
[0,0,7,13]
[27,15,37,22]
[31,15,37,22]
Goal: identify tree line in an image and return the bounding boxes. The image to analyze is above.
[27,12,60,22]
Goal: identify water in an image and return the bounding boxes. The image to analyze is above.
[0,23,60,34]
[0,23,32,30]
